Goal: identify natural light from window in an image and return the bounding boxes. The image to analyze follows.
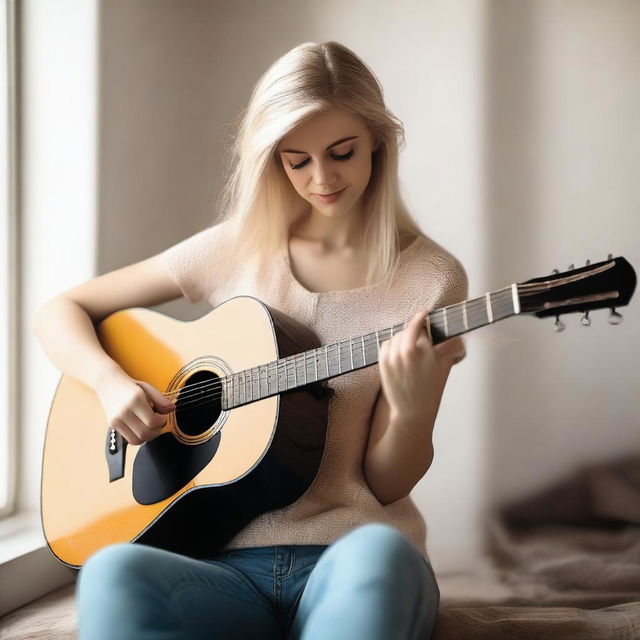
[0,0,15,518]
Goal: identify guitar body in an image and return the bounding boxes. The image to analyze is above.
[41,295,332,568]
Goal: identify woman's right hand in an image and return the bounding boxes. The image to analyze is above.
[94,365,176,445]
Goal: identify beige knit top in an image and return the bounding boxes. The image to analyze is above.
[161,220,468,562]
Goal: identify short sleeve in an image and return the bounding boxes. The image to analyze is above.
[429,252,469,310]
[426,249,469,364]
[161,220,233,304]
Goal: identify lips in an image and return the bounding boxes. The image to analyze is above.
[315,188,344,197]
[313,187,347,203]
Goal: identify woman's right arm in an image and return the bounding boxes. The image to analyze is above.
[32,252,185,444]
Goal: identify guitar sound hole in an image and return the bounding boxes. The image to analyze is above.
[175,370,222,437]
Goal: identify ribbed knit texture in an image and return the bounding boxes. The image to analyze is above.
[161,220,468,562]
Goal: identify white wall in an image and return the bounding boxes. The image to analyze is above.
[482,0,640,509]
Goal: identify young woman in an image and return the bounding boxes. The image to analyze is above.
[34,41,467,640]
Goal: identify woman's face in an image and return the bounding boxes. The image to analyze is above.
[276,108,377,220]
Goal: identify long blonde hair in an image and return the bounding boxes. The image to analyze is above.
[215,40,425,291]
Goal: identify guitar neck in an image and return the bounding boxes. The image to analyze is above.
[222,284,520,410]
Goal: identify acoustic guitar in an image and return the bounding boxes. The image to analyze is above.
[41,255,636,568]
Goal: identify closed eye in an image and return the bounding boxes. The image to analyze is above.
[289,148,355,171]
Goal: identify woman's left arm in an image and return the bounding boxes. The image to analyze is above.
[363,309,466,505]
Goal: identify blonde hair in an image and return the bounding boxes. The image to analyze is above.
[215,40,425,292]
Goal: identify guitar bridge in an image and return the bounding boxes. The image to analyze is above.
[105,427,127,482]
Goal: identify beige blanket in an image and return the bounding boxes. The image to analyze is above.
[433,455,640,639]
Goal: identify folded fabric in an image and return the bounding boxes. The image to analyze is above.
[433,455,640,640]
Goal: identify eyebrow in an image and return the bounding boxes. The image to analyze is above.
[280,136,359,155]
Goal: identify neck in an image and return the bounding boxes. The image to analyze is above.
[295,204,365,250]
[223,283,520,410]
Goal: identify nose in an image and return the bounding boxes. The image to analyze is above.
[311,160,338,192]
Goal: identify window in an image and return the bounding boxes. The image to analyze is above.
[0,0,17,518]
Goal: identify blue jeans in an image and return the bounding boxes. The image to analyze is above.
[76,522,440,639]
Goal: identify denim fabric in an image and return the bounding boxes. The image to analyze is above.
[76,522,440,640]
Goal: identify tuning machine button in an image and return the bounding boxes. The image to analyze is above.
[581,310,591,326]
[554,315,566,332]
[568,264,575,270]
[608,307,623,325]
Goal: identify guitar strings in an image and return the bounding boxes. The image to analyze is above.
[160,288,517,412]
[167,284,506,405]
[164,287,515,410]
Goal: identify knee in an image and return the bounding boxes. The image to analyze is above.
[79,543,154,592]
[336,522,422,579]
[345,522,413,556]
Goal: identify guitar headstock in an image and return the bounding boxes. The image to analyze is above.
[517,254,636,331]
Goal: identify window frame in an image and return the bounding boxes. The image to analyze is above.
[0,0,18,520]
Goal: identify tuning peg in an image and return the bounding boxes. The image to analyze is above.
[608,307,623,325]
[607,253,613,260]
[585,259,590,266]
[552,268,559,275]
[553,315,566,332]
[568,263,575,270]
[581,310,591,326]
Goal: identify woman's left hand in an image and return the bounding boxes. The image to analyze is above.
[378,309,466,421]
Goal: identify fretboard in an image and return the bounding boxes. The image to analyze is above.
[222,284,520,410]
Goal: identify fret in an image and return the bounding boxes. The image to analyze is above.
[491,287,516,322]
[289,357,296,389]
[260,364,267,397]
[472,295,489,328]
[337,342,341,374]
[375,330,380,353]
[443,307,449,337]
[448,302,467,336]
[349,338,354,370]
[485,293,493,323]
[269,360,278,394]
[361,335,366,366]
[293,356,297,388]
[324,346,329,378]
[314,348,318,382]
[511,283,521,314]
[253,366,260,400]
[462,301,468,331]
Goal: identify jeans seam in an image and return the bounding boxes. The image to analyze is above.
[169,578,273,616]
